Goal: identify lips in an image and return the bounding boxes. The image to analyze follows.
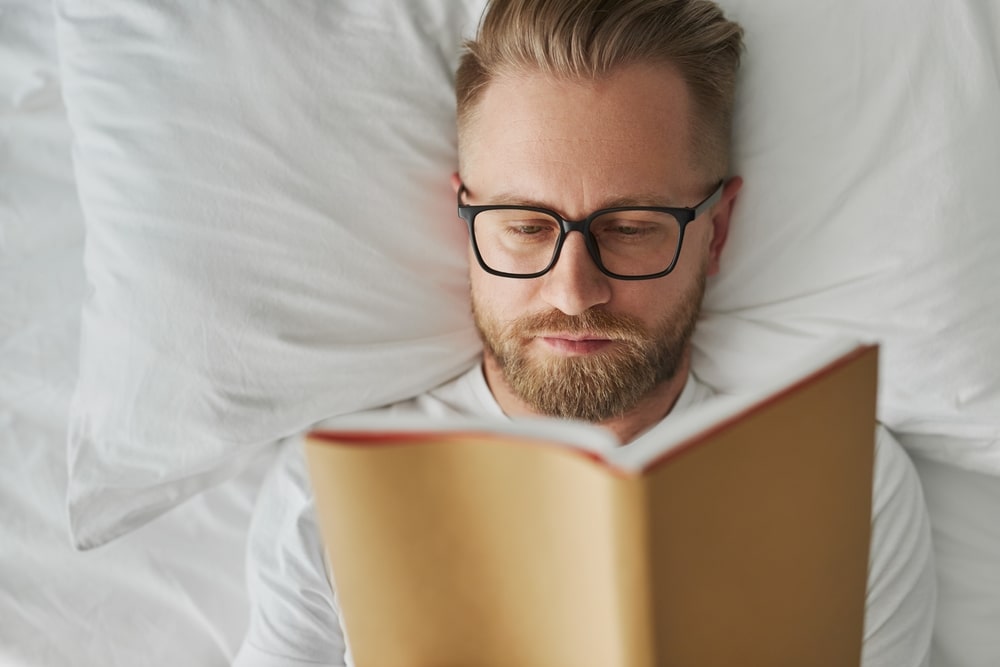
[538,334,614,355]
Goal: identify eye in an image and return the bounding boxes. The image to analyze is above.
[599,218,658,238]
[592,211,676,244]
[512,223,547,235]
[609,224,645,236]
[500,218,558,240]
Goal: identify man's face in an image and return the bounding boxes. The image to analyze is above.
[457,63,735,423]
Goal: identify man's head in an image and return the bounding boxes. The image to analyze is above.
[456,0,744,179]
[454,0,744,429]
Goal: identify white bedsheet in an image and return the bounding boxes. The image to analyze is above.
[0,2,268,664]
[3,2,999,666]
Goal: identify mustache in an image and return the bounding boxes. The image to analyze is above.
[510,308,648,342]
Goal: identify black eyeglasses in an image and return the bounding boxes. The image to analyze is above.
[456,181,723,280]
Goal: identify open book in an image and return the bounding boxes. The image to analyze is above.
[305,341,878,667]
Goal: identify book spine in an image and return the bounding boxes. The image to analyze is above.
[611,476,655,667]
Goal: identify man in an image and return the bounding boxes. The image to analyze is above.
[235,1,935,665]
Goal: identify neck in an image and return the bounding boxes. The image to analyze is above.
[481,349,692,445]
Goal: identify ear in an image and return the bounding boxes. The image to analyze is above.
[450,172,462,196]
[706,175,742,276]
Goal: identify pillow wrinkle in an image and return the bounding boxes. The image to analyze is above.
[60,0,1000,552]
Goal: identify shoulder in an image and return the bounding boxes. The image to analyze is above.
[235,366,488,666]
[370,362,501,420]
[862,426,936,667]
[235,437,349,666]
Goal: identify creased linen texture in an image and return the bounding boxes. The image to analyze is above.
[1,1,268,664]
[2,0,994,664]
[51,8,1000,667]
[57,0,484,549]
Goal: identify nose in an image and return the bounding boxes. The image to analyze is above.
[539,231,611,316]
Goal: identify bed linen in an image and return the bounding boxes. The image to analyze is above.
[57,0,1000,553]
[1,3,267,665]
[2,1,999,666]
[908,446,1000,667]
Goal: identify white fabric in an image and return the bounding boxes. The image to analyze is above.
[57,0,1000,546]
[56,0,1000,553]
[55,0,486,548]
[0,2,265,664]
[7,1,991,664]
[235,365,935,667]
[693,0,1000,470]
[907,441,1000,667]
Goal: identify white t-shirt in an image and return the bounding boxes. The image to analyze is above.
[234,365,936,667]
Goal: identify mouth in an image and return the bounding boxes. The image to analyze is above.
[536,333,615,355]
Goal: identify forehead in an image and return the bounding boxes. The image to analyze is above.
[459,64,704,209]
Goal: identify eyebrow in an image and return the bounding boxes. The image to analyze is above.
[485,191,683,211]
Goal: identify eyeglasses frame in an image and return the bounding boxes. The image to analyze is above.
[457,181,724,280]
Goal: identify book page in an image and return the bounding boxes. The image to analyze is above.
[316,411,620,456]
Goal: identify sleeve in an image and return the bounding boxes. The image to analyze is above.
[860,426,937,667]
[233,436,351,667]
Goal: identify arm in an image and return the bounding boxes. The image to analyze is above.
[234,438,350,667]
[861,426,937,667]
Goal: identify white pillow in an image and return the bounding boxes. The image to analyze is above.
[58,0,486,549]
[59,0,1000,549]
[695,0,1000,471]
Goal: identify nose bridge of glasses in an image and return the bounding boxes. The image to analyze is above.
[554,217,604,270]
[560,217,589,234]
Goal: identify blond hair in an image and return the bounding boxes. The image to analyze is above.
[456,0,744,178]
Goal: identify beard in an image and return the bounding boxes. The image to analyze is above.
[473,272,706,423]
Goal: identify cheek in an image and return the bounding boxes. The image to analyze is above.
[469,270,535,321]
[613,280,695,326]
[615,283,665,318]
